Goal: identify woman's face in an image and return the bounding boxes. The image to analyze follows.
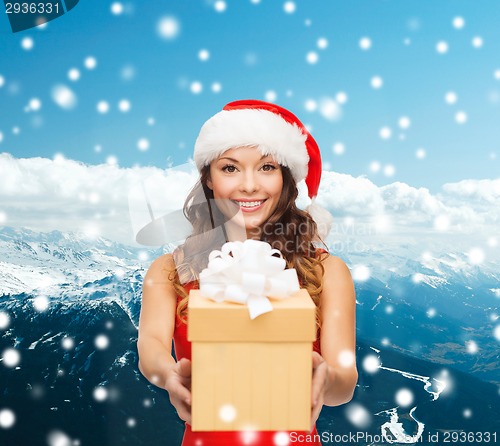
[207,147,283,238]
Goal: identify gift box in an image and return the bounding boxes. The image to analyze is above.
[188,288,316,432]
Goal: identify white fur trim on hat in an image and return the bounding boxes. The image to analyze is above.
[306,199,333,241]
[194,108,309,182]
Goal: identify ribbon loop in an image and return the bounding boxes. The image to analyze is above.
[199,240,300,319]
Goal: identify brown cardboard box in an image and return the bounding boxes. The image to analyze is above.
[188,289,316,432]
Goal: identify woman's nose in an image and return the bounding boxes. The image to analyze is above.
[240,171,258,193]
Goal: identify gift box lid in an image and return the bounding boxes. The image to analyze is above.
[188,289,316,342]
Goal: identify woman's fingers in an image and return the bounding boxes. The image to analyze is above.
[174,398,192,424]
[178,358,192,378]
[310,352,328,431]
[311,352,326,406]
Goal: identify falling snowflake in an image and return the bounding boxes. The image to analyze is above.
[214,1,227,12]
[369,161,381,172]
[467,247,485,264]
[118,99,131,112]
[0,409,15,429]
[21,37,34,51]
[211,82,222,93]
[345,402,372,428]
[427,307,436,318]
[452,16,465,29]
[68,68,80,81]
[0,75,4,87]
[353,265,370,282]
[106,155,118,165]
[97,101,110,114]
[157,16,180,39]
[127,418,136,428]
[362,354,380,373]
[319,98,341,121]
[137,138,149,151]
[93,386,108,402]
[306,51,319,64]
[336,91,348,104]
[379,127,392,139]
[494,70,500,80]
[0,211,6,224]
[138,251,149,261]
[304,99,317,112]
[0,312,9,330]
[94,334,110,350]
[395,388,414,407]
[385,305,394,314]
[434,214,450,231]
[371,76,383,89]
[265,90,277,102]
[436,41,449,54]
[472,36,483,48]
[219,404,237,423]
[493,325,500,341]
[84,56,97,70]
[51,84,77,110]
[121,65,135,81]
[283,1,296,14]
[338,350,355,367]
[463,408,472,418]
[317,37,328,49]
[445,91,457,104]
[198,49,210,61]
[332,142,345,155]
[398,116,411,129]
[466,340,478,354]
[274,431,290,445]
[359,37,372,50]
[61,336,75,350]
[28,98,42,111]
[488,237,498,247]
[416,148,426,159]
[2,348,20,367]
[110,2,123,15]
[190,81,203,94]
[33,295,49,312]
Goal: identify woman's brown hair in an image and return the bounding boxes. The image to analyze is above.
[168,162,328,329]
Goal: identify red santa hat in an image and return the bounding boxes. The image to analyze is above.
[194,99,333,239]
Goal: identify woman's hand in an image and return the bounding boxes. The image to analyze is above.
[310,351,330,431]
[164,358,192,424]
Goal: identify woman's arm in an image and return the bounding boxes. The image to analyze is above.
[137,254,192,422]
[313,255,358,407]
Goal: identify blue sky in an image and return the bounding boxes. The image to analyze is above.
[1,0,500,195]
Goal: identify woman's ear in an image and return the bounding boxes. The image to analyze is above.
[206,176,213,190]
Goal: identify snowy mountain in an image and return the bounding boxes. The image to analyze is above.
[0,226,499,445]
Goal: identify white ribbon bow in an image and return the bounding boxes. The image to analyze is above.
[199,239,300,319]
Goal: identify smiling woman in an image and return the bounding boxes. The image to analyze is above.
[207,148,284,239]
[137,100,357,446]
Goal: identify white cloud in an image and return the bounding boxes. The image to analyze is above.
[0,153,198,245]
[0,153,498,246]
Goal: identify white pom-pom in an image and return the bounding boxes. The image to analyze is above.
[306,199,333,240]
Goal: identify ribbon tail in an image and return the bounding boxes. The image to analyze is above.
[247,294,273,320]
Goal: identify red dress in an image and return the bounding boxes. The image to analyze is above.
[173,277,324,446]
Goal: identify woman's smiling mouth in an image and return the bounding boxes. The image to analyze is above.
[232,199,267,212]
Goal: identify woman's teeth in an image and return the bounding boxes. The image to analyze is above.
[235,200,264,208]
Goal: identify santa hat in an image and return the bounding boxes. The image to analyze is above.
[194,99,333,239]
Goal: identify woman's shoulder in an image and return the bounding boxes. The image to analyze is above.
[320,254,353,284]
[144,253,176,283]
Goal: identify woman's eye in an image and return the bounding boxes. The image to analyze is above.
[222,164,237,173]
[261,163,277,171]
